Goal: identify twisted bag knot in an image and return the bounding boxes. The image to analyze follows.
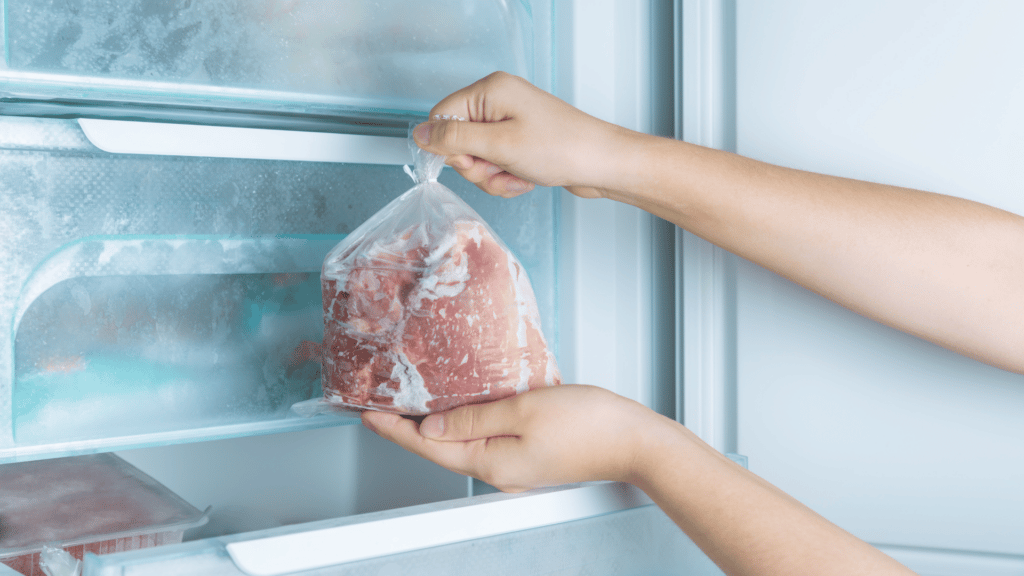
[404,164,439,184]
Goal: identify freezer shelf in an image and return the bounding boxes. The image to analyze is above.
[0,0,534,132]
[0,116,558,463]
[82,483,725,576]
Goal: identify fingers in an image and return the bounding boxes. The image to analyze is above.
[360,386,652,493]
[450,157,536,198]
[427,71,529,125]
[410,71,543,198]
[361,410,487,476]
[413,118,498,161]
[413,120,533,198]
[419,397,524,441]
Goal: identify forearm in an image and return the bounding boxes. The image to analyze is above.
[630,418,915,576]
[603,132,1024,374]
[417,73,1023,372]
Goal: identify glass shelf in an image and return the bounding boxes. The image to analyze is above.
[1,0,535,134]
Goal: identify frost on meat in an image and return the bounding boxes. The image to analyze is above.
[322,219,560,414]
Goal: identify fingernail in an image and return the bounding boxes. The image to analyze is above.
[420,414,444,438]
[484,164,502,178]
[413,123,432,145]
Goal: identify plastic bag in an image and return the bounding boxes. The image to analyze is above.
[298,130,560,415]
[39,545,81,576]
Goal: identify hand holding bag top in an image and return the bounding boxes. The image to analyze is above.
[302,130,560,415]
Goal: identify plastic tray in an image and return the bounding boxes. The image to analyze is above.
[0,453,208,576]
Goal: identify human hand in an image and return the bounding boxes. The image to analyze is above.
[412,72,636,200]
[361,384,671,492]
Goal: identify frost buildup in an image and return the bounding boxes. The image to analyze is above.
[317,139,560,415]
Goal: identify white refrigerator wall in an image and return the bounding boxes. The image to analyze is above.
[728,0,1024,559]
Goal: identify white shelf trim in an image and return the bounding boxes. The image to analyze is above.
[78,119,411,165]
[226,482,651,576]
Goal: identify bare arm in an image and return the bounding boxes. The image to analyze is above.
[363,386,917,576]
[415,72,1024,375]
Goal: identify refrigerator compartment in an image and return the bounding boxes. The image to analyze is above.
[0,0,534,131]
[0,452,208,576]
[81,483,721,576]
[12,266,337,451]
[0,115,558,463]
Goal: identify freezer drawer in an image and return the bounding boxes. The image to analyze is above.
[81,483,725,576]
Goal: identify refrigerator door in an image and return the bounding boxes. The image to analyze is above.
[680,0,1024,573]
[733,0,1024,558]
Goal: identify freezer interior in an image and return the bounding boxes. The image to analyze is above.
[0,114,558,462]
[0,0,556,462]
[0,0,698,573]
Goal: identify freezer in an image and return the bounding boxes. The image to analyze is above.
[0,0,687,573]
[2,0,1023,575]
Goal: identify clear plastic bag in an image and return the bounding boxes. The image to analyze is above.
[39,546,81,576]
[297,131,560,416]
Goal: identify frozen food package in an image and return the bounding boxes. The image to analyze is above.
[0,453,207,576]
[295,130,560,415]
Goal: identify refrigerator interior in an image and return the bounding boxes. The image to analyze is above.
[2,0,694,573]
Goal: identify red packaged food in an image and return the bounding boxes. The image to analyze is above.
[0,453,207,576]
[299,138,560,415]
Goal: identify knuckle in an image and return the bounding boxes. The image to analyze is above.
[485,70,523,88]
[483,70,510,86]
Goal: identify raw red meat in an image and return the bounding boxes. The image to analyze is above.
[321,219,560,414]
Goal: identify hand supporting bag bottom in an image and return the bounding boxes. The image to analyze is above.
[295,135,560,416]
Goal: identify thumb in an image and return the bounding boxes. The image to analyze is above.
[419,398,522,441]
[413,119,503,163]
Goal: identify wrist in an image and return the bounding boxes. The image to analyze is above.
[562,121,646,200]
[627,414,737,497]
[588,130,675,203]
[621,411,693,488]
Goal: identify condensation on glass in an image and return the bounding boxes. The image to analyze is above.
[0,0,535,122]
